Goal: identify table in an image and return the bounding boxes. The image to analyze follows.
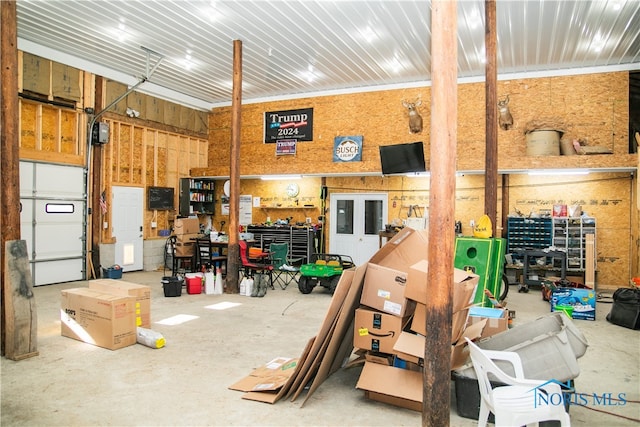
[378,230,398,248]
[194,238,229,272]
[521,249,567,290]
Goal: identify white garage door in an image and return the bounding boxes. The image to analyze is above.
[20,161,86,286]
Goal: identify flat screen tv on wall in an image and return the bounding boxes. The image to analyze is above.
[147,186,175,210]
[379,141,427,175]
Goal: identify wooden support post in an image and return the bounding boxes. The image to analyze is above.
[4,240,39,360]
[1,0,21,356]
[424,1,457,426]
[484,0,498,235]
[91,76,105,279]
[226,39,242,294]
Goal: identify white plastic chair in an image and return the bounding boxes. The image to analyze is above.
[465,338,571,427]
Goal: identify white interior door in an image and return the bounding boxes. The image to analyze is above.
[329,193,387,266]
[19,161,86,286]
[112,186,144,272]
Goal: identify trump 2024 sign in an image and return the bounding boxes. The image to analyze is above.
[264,108,313,143]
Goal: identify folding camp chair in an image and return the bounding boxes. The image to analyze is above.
[269,242,303,289]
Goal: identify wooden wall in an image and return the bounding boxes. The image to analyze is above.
[195,71,638,289]
[198,72,635,177]
[99,118,208,243]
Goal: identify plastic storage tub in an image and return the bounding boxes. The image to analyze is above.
[102,266,123,279]
[456,312,588,382]
[162,276,183,297]
[185,273,203,294]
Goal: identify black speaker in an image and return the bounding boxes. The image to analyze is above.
[320,185,328,200]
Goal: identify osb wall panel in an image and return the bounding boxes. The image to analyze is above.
[20,102,38,150]
[508,173,632,288]
[202,72,632,177]
[60,110,78,155]
[41,105,57,152]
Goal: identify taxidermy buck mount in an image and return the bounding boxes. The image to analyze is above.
[402,98,423,134]
[498,95,514,130]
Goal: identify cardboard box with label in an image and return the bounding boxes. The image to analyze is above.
[174,217,200,235]
[353,308,410,354]
[61,288,137,350]
[89,279,151,328]
[360,228,429,317]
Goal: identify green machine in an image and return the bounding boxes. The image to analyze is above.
[454,236,507,307]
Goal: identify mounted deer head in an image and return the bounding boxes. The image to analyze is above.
[402,98,423,134]
[498,95,514,131]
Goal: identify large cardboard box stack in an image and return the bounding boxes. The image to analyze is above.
[61,288,137,350]
[354,228,492,412]
[88,279,152,328]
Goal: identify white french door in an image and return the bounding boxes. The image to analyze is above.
[112,186,144,272]
[329,193,387,266]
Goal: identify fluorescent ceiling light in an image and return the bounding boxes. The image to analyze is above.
[261,175,302,180]
[528,169,590,176]
[405,172,430,177]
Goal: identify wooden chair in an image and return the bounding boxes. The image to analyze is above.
[196,238,227,276]
[238,240,275,290]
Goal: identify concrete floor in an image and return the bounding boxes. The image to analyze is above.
[1,271,639,427]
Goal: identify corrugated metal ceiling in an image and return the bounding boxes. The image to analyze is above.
[15,0,640,110]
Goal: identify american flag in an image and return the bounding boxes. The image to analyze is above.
[99,190,107,214]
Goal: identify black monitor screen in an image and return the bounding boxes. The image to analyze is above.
[379,142,426,175]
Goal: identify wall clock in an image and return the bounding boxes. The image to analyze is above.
[286,183,300,197]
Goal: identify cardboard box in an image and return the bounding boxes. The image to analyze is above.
[360,228,429,317]
[405,263,478,309]
[61,288,136,350]
[174,240,196,257]
[551,287,596,321]
[354,308,410,354]
[408,268,479,342]
[411,303,470,344]
[228,357,298,393]
[356,362,423,412]
[393,320,487,371]
[89,279,151,328]
[468,307,508,338]
[361,263,415,317]
[174,217,200,235]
